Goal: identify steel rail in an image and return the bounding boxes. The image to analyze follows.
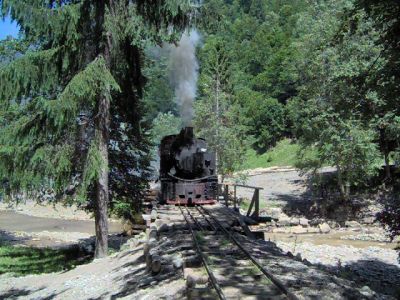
[186,207,206,231]
[195,205,218,231]
[197,206,299,300]
[178,206,226,300]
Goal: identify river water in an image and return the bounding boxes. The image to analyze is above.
[0,211,122,234]
[0,210,123,247]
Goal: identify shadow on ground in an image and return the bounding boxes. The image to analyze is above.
[0,287,62,300]
[325,258,400,298]
[0,230,31,245]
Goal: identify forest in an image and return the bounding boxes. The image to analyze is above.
[147,0,400,247]
[0,0,399,260]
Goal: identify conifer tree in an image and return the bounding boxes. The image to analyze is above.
[194,37,247,180]
[0,0,190,257]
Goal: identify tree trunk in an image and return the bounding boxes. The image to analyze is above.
[93,0,113,258]
[94,88,110,258]
[215,76,220,176]
[336,164,346,201]
[384,145,391,180]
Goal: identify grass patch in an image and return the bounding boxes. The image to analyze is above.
[0,242,92,276]
[195,232,206,245]
[239,266,260,277]
[220,238,231,248]
[241,139,312,170]
[239,199,251,212]
[239,197,269,211]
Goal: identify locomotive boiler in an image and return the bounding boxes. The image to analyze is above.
[159,127,218,205]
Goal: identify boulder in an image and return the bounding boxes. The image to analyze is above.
[290,225,308,234]
[362,217,375,225]
[345,221,361,228]
[307,227,320,234]
[277,213,291,226]
[272,227,289,233]
[319,222,331,234]
[269,207,282,219]
[290,218,300,226]
[299,217,309,226]
[359,286,375,297]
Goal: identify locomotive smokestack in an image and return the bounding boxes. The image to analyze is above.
[169,30,200,126]
[183,127,194,139]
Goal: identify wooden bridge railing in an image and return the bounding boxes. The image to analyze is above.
[218,183,264,220]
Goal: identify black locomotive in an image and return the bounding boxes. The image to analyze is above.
[159,127,218,205]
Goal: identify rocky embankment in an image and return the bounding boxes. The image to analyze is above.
[254,206,400,298]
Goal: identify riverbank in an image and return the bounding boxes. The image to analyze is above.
[0,210,123,247]
[0,200,93,221]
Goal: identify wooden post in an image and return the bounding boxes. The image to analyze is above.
[224,185,229,207]
[246,190,256,217]
[234,185,237,211]
[252,188,260,220]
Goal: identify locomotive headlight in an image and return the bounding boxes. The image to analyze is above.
[200,148,207,152]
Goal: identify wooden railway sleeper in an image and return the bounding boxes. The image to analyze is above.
[198,206,299,300]
[179,206,227,300]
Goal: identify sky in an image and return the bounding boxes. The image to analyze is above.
[0,16,20,40]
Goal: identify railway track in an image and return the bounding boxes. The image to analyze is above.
[179,205,298,300]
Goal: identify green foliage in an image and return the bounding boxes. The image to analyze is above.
[241,139,310,170]
[287,1,389,196]
[244,97,286,151]
[0,0,192,224]
[351,0,400,249]
[196,0,311,156]
[0,57,120,199]
[302,117,380,187]
[194,35,248,179]
[0,242,91,276]
[150,112,182,146]
[142,50,177,121]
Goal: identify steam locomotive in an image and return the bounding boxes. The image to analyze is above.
[159,127,218,205]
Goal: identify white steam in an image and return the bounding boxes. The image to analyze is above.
[169,30,201,126]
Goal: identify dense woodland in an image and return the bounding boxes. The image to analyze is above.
[0,0,399,256]
[148,0,400,246]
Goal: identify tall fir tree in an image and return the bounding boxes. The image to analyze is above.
[0,0,191,257]
[194,36,248,180]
